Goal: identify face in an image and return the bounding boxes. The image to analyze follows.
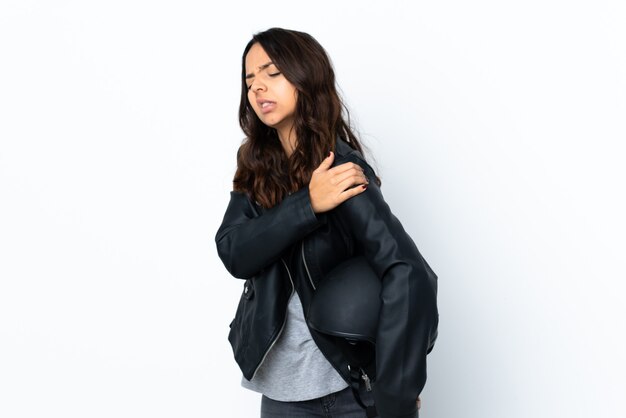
[245,43,298,135]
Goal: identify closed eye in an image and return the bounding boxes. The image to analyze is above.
[246,72,282,90]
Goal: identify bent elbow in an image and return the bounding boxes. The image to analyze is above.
[215,236,251,280]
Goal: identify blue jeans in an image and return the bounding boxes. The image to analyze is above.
[260,385,376,417]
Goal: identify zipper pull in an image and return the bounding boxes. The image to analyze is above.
[361,369,372,392]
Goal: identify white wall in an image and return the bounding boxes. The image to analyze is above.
[1,1,624,417]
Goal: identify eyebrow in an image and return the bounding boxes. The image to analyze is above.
[245,61,275,79]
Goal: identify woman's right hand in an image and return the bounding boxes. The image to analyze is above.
[308,151,370,214]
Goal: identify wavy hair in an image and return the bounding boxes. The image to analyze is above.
[233,27,381,209]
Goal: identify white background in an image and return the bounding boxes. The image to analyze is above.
[1,1,625,417]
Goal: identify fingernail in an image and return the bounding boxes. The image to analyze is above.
[328,150,332,157]
[362,184,368,189]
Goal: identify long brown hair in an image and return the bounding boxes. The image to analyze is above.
[234,27,380,209]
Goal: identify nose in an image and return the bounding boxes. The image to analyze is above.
[249,78,266,92]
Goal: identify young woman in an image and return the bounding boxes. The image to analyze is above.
[215,27,439,418]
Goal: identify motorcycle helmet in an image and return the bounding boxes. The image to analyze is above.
[307,254,381,416]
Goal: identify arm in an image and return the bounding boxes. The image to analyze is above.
[214,186,326,279]
[215,145,365,280]
[335,152,439,418]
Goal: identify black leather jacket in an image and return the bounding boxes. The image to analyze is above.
[215,138,439,418]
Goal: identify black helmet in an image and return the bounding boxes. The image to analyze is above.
[307,254,381,416]
[307,254,381,345]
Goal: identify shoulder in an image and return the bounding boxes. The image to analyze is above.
[334,137,355,158]
[334,137,376,179]
[334,137,368,166]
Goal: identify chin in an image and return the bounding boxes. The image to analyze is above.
[261,118,285,129]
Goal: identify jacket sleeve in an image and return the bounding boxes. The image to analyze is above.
[214,186,327,279]
[335,152,439,418]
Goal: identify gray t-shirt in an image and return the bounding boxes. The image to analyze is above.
[240,287,348,401]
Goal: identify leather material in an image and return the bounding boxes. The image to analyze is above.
[215,137,439,418]
[227,254,291,381]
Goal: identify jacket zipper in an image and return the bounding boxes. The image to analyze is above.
[250,256,295,380]
[361,368,372,391]
[301,240,316,290]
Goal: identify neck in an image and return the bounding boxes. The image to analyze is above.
[277,125,297,158]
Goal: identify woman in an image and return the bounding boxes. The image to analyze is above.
[215,27,439,418]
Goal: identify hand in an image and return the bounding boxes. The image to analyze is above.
[416,396,421,410]
[308,151,369,214]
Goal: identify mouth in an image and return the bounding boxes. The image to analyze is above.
[257,100,277,114]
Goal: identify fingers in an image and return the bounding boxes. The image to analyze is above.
[311,156,369,211]
[337,178,368,202]
[328,161,364,176]
[333,163,368,203]
[335,167,369,190]
[314,150,335,172]
[339,175,369,193]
